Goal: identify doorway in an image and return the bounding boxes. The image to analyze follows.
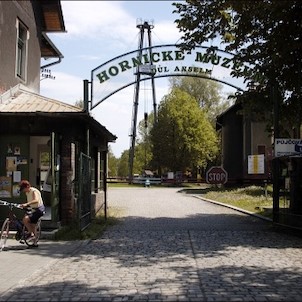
[29,136,51,219]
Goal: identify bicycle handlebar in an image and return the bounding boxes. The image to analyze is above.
[0,199,23,209]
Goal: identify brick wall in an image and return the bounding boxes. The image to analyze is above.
[60,139,76,225]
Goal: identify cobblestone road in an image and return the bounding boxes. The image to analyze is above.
[1,187,302,301]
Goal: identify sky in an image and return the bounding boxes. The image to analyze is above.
[40,1,239,157]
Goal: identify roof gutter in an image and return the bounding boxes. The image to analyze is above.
[40,32,64,69]
[40,56,62,70]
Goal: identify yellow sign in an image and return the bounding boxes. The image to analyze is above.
[248,154,265,174]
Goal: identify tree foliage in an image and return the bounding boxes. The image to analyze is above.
[173,0,302,136]
[117,79,224,177]
[135,117,153,170]
[107,146,118,177]
[118,145,150,177]
[150,88,218,174]
[117,150,129,178]
[169,76,231,125]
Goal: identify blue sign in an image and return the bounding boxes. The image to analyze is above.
[294,144,302,153]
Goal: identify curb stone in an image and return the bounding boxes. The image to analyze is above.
[192,195,273,222]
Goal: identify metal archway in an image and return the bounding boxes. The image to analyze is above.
[88,44,252,111]
[85,43,255,182]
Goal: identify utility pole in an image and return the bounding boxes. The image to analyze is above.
[128,20,157,183]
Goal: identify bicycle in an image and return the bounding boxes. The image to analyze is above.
[0,200,42,250]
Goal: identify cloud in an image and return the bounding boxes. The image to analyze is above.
[76,54,103,61]
[40,72,83,104]
[61,1,137,42]
[59,1,181,47]
[152,21,182,45]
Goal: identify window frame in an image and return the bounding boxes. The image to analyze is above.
[15,19,29,81]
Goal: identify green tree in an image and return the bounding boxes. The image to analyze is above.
[118,150,129,178]
[135,113,154,172]
[150,88,218,175]
[169,76,231,125]
[132,143,151,174]
[173,0,302,137]
[118,147,146,178]
[107,146,118,177]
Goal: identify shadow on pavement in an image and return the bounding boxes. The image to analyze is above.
[1,213,302,301]
[2,257,302,301]
[0,239,86,258]
[2,211,300,259]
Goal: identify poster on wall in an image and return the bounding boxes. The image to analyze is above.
[13,184,20,197]
[6,157,17,171]
[17,157,27,165]
[248,154,265,174]
[13,171,21,183]
[14,146,21,155]
[0,176,12,198]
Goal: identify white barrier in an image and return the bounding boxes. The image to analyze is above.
[132,177,162,185]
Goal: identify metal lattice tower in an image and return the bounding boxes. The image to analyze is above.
[128,20,157,183]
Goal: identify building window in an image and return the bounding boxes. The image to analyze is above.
[16,19,28,81]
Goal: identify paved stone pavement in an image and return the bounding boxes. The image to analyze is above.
[1,187,302,301]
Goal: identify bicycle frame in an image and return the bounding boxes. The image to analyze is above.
[0,200,42,250]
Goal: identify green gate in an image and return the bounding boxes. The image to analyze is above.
[78,152,91,231]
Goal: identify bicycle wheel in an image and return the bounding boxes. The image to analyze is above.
[1,218,10,251]
[24,220,41,247]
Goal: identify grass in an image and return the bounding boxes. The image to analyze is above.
[199,185,275,218]
[53,210,119,241]
[108,182,144,188]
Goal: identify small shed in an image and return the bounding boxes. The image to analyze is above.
[216,103,272,185]
[0,85,116,229]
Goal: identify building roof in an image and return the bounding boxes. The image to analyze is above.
[41,33,64,59]
[39,0,66,58]
[216,103,242,131]
[0,85,117,142]
[0,85,81,113]
[38,0,66,32]
[40,0,66,32]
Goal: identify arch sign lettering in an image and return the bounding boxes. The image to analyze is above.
[90,44,255,110]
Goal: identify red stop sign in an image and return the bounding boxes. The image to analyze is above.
[206,166,228,184]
